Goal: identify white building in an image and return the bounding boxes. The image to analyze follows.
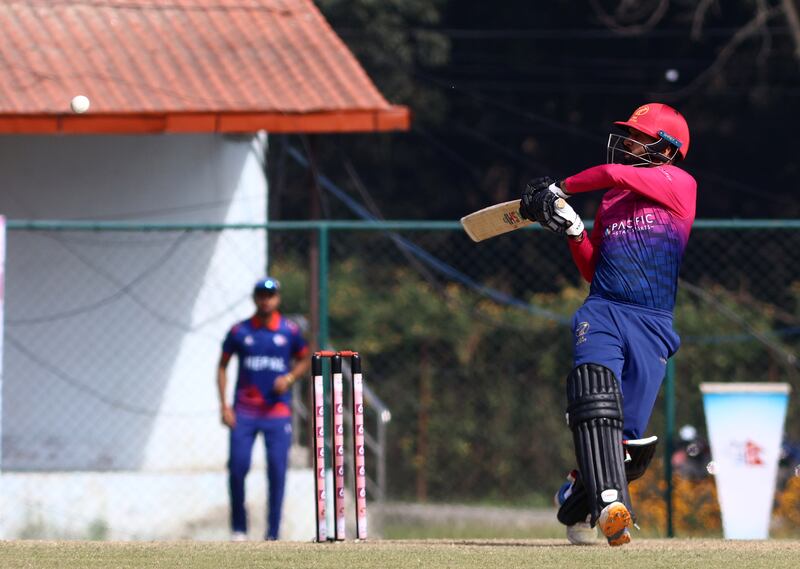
[0,0,408,541]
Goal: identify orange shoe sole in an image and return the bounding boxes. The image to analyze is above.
[598,502,632,547]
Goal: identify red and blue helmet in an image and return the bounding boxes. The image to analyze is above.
[608,103,690,166]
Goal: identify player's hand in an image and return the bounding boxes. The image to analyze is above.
[273,373,296,395]
[520,177,555,221]
[554,198,585,237]
[221,405,237,429]
[548,180,570,199]
[523,189,584,236]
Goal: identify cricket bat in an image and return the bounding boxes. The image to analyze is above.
[460,198,565,242]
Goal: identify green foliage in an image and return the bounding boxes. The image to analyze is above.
[274,244,799,502]
[322,254,582,500]
[316,0,450,122]
[271,254,310,314]
[87,519,110,541]
[656,284,800,441]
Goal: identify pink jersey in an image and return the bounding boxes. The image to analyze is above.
[564,163,697,312]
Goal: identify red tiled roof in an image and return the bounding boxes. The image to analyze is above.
[0,0,410,133]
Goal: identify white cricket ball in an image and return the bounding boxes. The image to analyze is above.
[70,95,90,114]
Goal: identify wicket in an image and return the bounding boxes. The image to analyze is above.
[311,350,367,542]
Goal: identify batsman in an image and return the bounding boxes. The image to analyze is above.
[519,103,696,546]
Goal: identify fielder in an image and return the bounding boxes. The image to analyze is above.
[217,277,310,541]
[519,103,696,546]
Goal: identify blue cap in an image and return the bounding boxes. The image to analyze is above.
[253,277,281,294]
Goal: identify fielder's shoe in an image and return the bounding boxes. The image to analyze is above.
[230,531,248,542]
[555,471,602,546]
[598,501,632,547]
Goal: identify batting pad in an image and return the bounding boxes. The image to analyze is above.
[566,363,631,525]
[557,436,658,526]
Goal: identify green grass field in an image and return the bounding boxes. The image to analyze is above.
[3,539,800,569]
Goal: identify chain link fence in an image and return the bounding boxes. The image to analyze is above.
[2,220,799,539]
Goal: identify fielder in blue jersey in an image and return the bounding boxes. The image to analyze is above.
[217,277,310,541]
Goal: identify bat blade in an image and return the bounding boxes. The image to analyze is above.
[460,200,533,242]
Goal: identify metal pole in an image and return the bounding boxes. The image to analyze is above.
[317,236,332,537]
[318,224,329,352]
[664,357,676,537]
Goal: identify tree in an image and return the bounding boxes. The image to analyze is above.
[266,2,800,223]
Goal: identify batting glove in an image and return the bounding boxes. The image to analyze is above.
[520,177,555,221]
[558,200,585,236]
[548,181,570,200]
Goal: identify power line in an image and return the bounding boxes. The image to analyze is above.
[286,143,570,325]
[337,26,798,40]
[286,142,799,349]
[6,232,191,325]
[680,280,799,372]
[409,67,794,205]
[6,334,217,417]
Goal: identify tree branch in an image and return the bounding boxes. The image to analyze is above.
[589,0,670,36]
[755,0,773,67]
[781,0,800,63]
[691,0,718,41]
[653,5,782,101]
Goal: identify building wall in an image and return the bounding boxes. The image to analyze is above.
[0,134,316,540]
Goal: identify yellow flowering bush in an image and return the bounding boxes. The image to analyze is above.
[628,459,800,537]
[774,475,800,530]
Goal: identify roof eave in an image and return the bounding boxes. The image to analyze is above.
[0,107,411,135]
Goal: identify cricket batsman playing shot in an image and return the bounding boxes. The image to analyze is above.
[518,103,696,547]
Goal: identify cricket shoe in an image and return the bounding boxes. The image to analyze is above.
[230,531,248,542]
[555,471,602,546]
[598,501,632,547]
[565,521,601,545]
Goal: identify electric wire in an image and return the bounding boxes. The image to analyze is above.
[286,143,569,325]
[287,141,800,347]
[5,334,217,417]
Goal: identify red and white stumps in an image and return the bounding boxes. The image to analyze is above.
[311,350,368,542]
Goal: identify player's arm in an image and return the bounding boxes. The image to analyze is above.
[273,346,311,395]
[563,164,696,218]
[567,208,602,283]
[520,178,600,282]
[217,352,236,428]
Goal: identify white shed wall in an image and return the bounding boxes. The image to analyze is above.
[0,134,316,540]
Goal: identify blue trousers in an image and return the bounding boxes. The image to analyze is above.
[228,414,292,540]
[572,297,680,439]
